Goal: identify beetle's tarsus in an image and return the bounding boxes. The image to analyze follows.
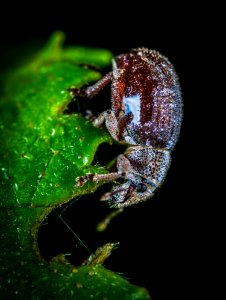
[68,87,86,97]
[85,110,96,122]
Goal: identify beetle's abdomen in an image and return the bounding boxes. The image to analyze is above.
[114,48,182,150]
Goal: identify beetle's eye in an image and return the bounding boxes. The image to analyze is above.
[136,183,147,193]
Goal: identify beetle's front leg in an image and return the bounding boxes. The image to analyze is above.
[68,72,112,99]
[93,110,120,142]
[76,172,120,187]
[75,154,131,187]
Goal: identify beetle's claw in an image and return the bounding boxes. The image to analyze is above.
[75,176,85,187]
[75,174,94,187]
[85,110,96,122]
[68,87,86,97]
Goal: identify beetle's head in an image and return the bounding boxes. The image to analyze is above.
[101,178,155,208]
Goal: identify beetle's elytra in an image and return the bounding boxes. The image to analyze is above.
[69,48,182,208]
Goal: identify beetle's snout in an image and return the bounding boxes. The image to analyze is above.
[100,182,131,206]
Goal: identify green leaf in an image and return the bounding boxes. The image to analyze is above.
[0,32,151,299]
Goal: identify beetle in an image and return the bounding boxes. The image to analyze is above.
[69,48,182,208]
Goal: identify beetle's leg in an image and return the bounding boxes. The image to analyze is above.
[75,172,120,187]
[68,72,113,99]
[93,107,134,143]
[75,154,131,187]
[93,110,120,141]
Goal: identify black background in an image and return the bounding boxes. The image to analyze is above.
[0,3,213,300]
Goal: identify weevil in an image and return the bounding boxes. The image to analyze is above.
[69,48,182,208]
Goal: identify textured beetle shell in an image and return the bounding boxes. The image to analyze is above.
[125,147,171,186]
[111,48,182,150]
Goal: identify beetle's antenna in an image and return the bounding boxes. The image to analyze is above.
[96,208,124,232]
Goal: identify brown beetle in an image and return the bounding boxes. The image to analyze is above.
[69,48,182,207]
